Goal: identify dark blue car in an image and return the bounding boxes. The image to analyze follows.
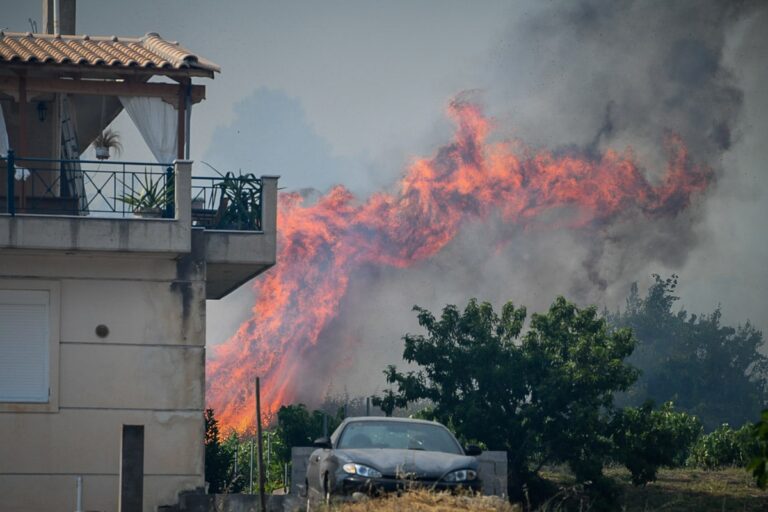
[305,416,482,508]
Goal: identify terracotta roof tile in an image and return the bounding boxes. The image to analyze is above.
[0,31,220,75]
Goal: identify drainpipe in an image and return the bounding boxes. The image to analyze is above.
[74,475,83,512]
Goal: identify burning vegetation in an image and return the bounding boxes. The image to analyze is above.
[206,99,712,432]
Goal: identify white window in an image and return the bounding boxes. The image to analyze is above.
[0,290,50,402]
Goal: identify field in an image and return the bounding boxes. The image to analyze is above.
[606,467,768,512]
[314,468,767,512]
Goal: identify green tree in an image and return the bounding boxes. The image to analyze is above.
[379,297,638,502]
[611,275,768,431]
[610,401,702,485]
[275,404,344,461]
[204,409,228,494]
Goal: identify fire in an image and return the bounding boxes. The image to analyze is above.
[206,99,711,432]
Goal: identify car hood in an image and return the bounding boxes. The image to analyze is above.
[335,448,477,479]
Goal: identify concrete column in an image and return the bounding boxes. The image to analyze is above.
[119,425,144,512]
[174,160,192,226]
[260,175,279,235]
[43,0,76,34]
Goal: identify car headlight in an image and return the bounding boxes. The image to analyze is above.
[443,469,477,482]
[342,463,383,479]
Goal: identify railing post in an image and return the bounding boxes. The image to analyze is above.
[164,165,174,219]
[6,149,15,216]
[260,176,279,235]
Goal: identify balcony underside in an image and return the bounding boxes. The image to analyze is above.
[202,229,276,299]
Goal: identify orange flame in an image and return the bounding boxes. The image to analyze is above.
[206,99,711,432]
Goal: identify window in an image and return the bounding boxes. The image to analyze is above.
[0,289,51,403]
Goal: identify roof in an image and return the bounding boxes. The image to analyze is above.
[0,31,220,77]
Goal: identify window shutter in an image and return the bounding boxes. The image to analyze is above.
[0,290,50,402]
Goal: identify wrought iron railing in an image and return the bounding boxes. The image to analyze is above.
[1,150,174,218]
[191,173,263,231]
[0,151,264,231]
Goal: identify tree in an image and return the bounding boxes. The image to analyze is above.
[379,297,639,502]
[610,401,702,485]
[611,275,768,431]
[275,404,344,461]
[204,409,228,494]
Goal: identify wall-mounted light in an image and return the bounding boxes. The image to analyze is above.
[36,101,47,122]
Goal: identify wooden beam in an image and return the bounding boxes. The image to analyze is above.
[0,77,206,104]
[2,62,214,80]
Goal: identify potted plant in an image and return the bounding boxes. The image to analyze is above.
[117,171,173,217]
[93,128,122,160]
[214,171,262,230]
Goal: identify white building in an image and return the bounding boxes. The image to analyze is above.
[0,3,277,510]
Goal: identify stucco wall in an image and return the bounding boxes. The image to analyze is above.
[0,248,207,512]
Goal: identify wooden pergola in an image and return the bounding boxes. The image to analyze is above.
[0,31,220,160]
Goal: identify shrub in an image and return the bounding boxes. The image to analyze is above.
[747,409,768,488]
[688,423,757,469]
[611,402,702,485]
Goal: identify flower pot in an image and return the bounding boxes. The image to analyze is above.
[95,146,110,160]
[134,207,163,218]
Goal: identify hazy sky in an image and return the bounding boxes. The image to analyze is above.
[3,1,767,368]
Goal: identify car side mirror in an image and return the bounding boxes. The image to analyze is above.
[465,444,482,456]
[313,436,332,449]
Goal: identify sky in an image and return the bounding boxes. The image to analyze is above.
[3,1,767,393]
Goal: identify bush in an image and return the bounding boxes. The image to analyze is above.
[748,409,768,488]
[611,402,702,484]
[688,423,757,469]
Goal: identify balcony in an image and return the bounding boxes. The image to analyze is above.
[0,151,278,298]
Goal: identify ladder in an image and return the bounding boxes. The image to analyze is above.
[60,94,87,213]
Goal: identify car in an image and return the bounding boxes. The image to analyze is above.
[304,416,482,507]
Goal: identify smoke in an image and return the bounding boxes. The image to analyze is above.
[308,0,768,399]
[206,0,768,425]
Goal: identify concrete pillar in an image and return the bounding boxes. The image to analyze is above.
[43,0,76,35]
[174,160,192,226]
[260,176,279,235]
[119,425,144,512]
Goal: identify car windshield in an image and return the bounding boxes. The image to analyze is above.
[336,421,463,454]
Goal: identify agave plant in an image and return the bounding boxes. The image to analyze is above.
[117,170,173,215]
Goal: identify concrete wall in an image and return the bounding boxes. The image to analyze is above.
[289,447,508,498]
[0,248,207,512]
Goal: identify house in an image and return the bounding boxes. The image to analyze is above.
[0,2,277,510]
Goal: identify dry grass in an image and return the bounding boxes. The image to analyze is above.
[312,468,767,512]
[322,490,519,512]
[609,467,768,511]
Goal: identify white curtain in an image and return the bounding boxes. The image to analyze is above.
[119,96,177,164]
[0,103,9,157]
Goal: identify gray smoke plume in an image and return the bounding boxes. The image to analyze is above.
[307,0,768,400]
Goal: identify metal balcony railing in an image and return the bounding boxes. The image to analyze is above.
[1,150,174,218]
[0,150,264,231]
[191,173,263,231]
